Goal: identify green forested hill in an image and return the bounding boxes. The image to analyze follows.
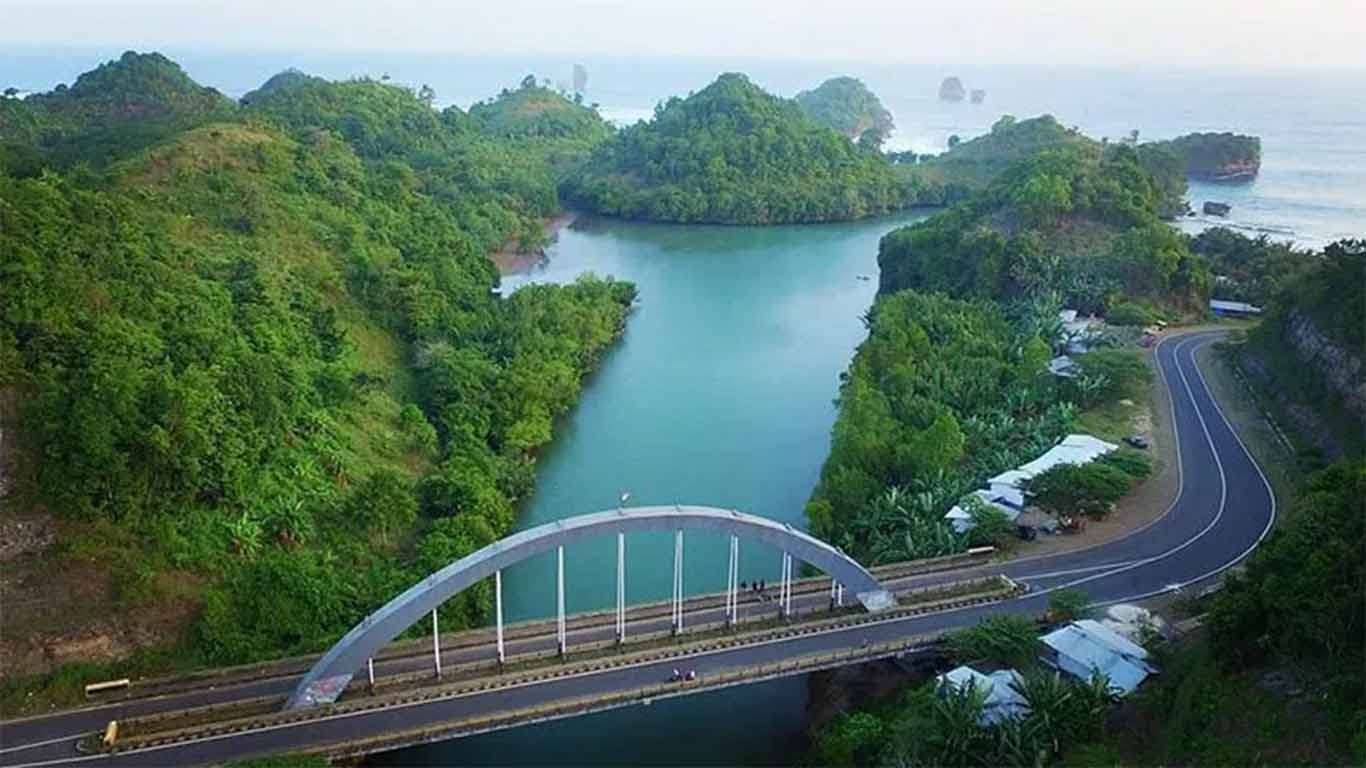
[470,78,612,142]
[898,115,1091,204]
[794,76,894,145]
[564,73,907,224]
[879,139,1209,316]
[898,115,1188,217]
[0,54,633,671]
[0,51,235,173]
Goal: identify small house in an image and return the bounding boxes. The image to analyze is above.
[945,434,1117,534]
[937,666,1029,724]
[1038,619,1155,696]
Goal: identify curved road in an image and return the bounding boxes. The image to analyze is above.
[0,331,1277,766]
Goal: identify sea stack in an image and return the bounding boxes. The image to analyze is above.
[970,89,986,104]
[938,77,966,102]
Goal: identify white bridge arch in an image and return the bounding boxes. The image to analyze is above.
[287,505,893,709]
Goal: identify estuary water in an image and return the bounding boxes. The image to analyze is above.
[379,213,928,765]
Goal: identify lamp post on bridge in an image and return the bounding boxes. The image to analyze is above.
[495,569,505,666]
[671,527,685,635]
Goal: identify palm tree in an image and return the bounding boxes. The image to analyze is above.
[928,680,989,767]
[1013,669,1075,757]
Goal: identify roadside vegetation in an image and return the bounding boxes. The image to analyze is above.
[803,292,1074,564]
[0,52,633,694]
[808,460,1364,768]
[811,612,1121,767]
[1229,236,1365,461]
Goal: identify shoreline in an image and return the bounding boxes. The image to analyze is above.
[490,213,578,276]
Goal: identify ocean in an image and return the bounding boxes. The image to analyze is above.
[4,47,1364,249]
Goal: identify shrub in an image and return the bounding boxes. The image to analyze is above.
[963,494,1016,549]
[1104,302,1158,326]
[1098,449,1152,479]
[946,614,1039,667]
[1048,589,1093,621]
[1025,462,1135,519]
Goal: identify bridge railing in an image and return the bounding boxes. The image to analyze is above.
[321,632,948,760]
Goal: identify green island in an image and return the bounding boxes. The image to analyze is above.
[0,52,633,688]
[880,135,1207,315]
[794,76,895,148]
[562,73,907,224]
[1147,131,1262,181]
[895,115,1259,207]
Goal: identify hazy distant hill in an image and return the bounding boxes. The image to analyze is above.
[1,51,234,171]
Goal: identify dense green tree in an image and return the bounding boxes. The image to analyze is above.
[793,76,894,144]
[880,142,1208,313]
[0,54,637,669]
[564,73,907,224]
[807,291,1074,563]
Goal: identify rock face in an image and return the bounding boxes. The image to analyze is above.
[1286,310,1366,417]
[939,76,966,102]
[807,657,937,733]
[1203,201,1232,216]
[970,89,986,104]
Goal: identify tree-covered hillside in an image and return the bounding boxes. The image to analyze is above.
[879,140,1210,316]
[896,114,1189,216]
[804,292,1076,564]
[0,51,235,173]
[897,115,1094,204]
[563,73,907,224]
[470,77,611,142]
[0,53,634,676]
[794,76,894,146]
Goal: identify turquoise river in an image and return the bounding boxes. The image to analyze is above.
[380,211,929,765]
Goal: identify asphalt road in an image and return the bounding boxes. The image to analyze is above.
[0,331,1276,767]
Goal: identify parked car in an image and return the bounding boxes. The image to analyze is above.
[1125,435,1150,449]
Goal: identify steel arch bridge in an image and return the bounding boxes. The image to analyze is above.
[287,505,893,709]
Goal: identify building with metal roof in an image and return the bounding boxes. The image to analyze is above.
[1038,619,1155,696]
[937,666,1030,724]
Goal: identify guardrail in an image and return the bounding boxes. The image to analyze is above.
[326,633,946,759]
[88,551,997,704]
[103,574,1020,754]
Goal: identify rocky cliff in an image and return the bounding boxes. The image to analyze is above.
[938,77,966,102]
[1286,310,1365,417]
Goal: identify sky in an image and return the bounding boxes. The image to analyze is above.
[2,0,1363,72]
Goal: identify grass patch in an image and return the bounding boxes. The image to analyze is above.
[1075,396,1141,443]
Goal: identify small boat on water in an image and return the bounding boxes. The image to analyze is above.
[856,274,872,281]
